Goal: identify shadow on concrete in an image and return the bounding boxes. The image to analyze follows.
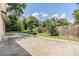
[0,35,32,56]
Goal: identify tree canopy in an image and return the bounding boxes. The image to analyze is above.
[27,16,39,32]
[6,3,27,31]
[73,3,79,25]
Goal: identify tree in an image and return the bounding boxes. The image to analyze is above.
[50,17,69,26]
[16,19,23,31]
[48,23,58,36]
[27,16,39,32]
[73,3,79,24]
[42,19,50,33]
[57,18,69,26]
[48,18,59,36]
[50,17,58,26]
[37,21,43,33]
[73,9,79,24]
[6,3,26,31]
[22,17,28,30]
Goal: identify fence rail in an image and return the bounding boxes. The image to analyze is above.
[57,25,79,38]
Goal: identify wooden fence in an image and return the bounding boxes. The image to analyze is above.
[57,25,79,38]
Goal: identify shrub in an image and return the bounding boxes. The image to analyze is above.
[48,25,59,36]
[37,26,43,33]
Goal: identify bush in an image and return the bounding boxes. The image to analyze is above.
[37,26,43,33]
[48,25,59,36]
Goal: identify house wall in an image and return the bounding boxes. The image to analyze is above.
[0,3,6,40]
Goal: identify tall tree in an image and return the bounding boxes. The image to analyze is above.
[57,18,69,26]
[6,3,26,31]
[73,3,79,24]
[22,17,28,30]
[16,19,23,31]
[73,9,79,24]
[27,16,39,32]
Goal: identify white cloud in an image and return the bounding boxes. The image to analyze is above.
[52,13,67,19]
[42,13,48,17]
[59,13,66,19]
[52,14,59,18]
[32,12,39,17]
[40,12,48,17]
[32,12,48,18]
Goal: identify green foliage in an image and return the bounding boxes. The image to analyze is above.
[48,23,59,36]
[41,18,58,36]
[72,3,79,24]
[73,8,79,24]
[6,3,26,31]
[38,33,79,42]
[27,16,39,32]
[50,17,69,26]
[43,17,69,36]
[37,26,43,33]
[7,3,26,17]
[22,30,37,35]
[57,18,69,26]
[16,20,23,31]
[36,21,43,33]
[22,17,28,30]
[5,3,70,36]
[40,17,69,36]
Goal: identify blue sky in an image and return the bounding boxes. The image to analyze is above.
[22,3,77,22]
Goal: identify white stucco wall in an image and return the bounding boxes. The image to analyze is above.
[0,3,6,40]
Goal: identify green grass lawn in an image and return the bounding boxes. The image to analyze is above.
[38,33,79,42]
[5,31,79,42]
[5,31,23,35]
